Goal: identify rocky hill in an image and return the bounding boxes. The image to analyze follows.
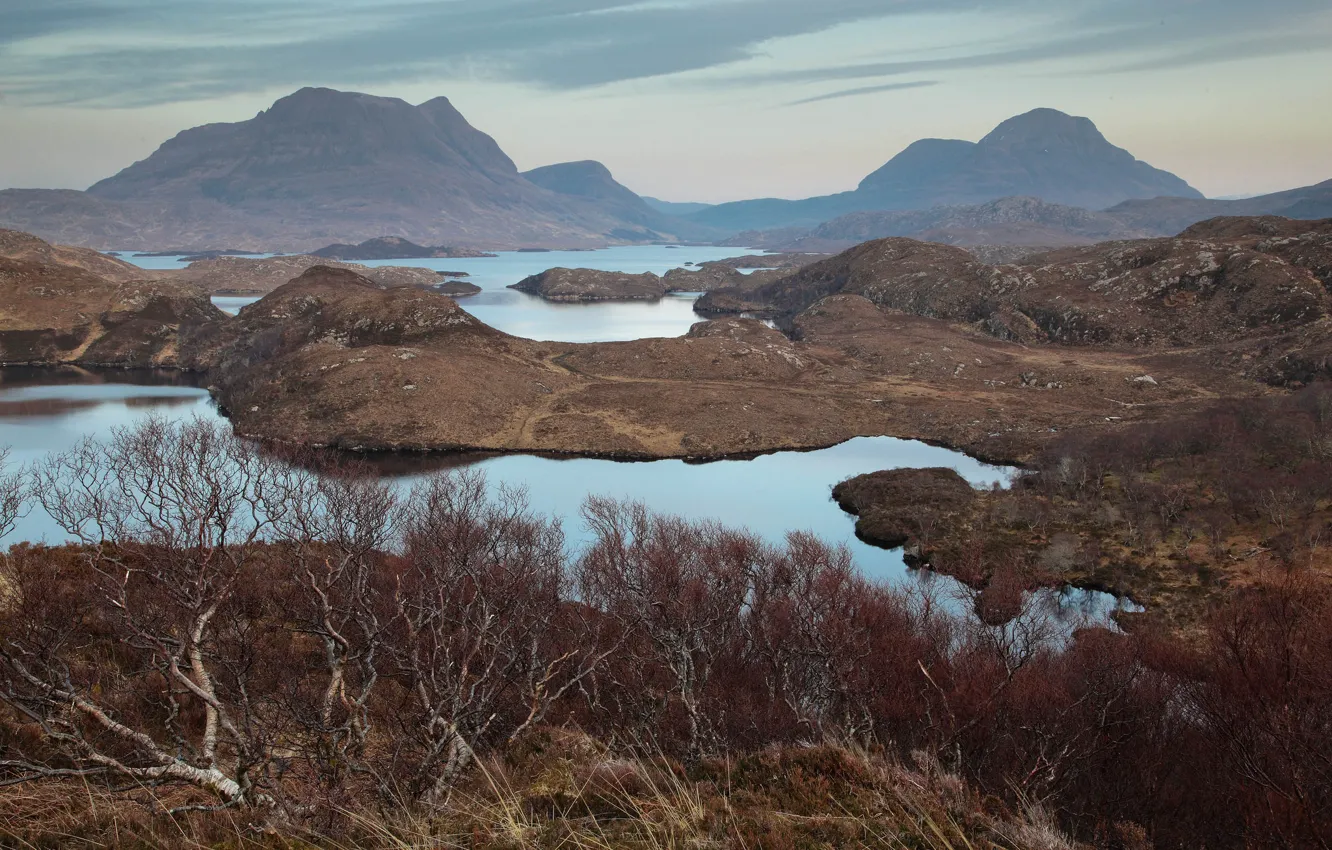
[699,218,1332,356]
[0,256,222,366]
[690,109,1202,233]
[181,262,1264,462]
[0,228,148,282]
[0,88,704,251]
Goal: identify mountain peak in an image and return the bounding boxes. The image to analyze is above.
[979,108,1110,152]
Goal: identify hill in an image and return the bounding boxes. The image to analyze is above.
[690,108,1202,233]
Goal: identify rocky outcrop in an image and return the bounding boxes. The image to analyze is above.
[509,268,667,301]
[0,257,223,367]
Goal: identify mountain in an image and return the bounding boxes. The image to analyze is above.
[520,160,718,241]
[689,108,1203,233]
[0,88,703,251]
[722,196,1152,252]
[723,181,1332,252]
[643,198,715,216]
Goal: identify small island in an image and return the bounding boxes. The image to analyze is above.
[311,236,496,260]
[508,267,667,301]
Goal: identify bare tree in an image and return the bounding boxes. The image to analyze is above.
[0,447,24,543]
[270,453,401,802]
[579,497,760,760]
[2,417,291,808]
[747,533,877,741]
[385,471,595,804]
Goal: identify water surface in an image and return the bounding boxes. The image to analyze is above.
[0,369,1135,625]
[125,245,764,342]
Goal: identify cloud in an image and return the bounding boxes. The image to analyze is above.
[786,80,938,106]
[0,0,1329,107]
[711,0,1332,88]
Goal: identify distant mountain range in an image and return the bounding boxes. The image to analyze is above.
[643,198,715,217]
[0,88,709,251]
[722,182,1332,252]
[0,90,1327,253]
[686,109,1203,234]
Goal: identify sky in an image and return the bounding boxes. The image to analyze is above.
[1,0,1330,203]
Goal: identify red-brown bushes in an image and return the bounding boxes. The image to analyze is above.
[1,419,1331,848]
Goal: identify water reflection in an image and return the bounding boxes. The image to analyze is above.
[0,368,1138,625]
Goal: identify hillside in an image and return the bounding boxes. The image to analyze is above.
[698,217,1332,367]
[0,255,222,366]
[690,108,1202,233]
[0,228,150,281]
[787,196,1150,251]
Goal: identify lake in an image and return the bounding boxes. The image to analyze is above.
[0,368,1136,626]
[126,245,766,343]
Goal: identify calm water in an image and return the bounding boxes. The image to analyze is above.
[0,368,1135,624]
[126,245,764,342]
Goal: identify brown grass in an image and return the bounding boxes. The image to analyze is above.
[0,734,1071,849]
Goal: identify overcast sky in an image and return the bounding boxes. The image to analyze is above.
[2,0,1329,202]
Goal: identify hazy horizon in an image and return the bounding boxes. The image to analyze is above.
[3,0,1330,204]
